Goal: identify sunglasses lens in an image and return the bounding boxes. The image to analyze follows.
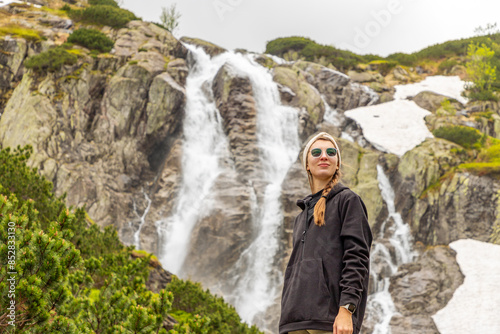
[327,148,337,156]
[311,148,322,157]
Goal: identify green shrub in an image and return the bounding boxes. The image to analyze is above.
[88,0,119,7]
[69,5,138,28]
[25,46,78,73]
[386,52,418,66]
[0,146,65,228]
[369,59,398,75]
[438,59,458,73]
[0,195,82,331]
[458,162,500,176]
[265,36,371,71]
[67,28,114,53]
[167,276,263,334]
[433,125,484,149]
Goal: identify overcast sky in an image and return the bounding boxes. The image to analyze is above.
[121,0,500,57]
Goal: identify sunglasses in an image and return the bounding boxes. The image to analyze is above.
[310,148,337,158]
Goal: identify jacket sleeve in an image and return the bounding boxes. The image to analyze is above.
[338,192,373,309]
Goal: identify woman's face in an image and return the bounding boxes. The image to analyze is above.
[306,139,338,182]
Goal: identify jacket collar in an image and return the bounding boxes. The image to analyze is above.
[296,182,348,210]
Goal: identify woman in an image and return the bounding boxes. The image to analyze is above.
[279,132,372,334]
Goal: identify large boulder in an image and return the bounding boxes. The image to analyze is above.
[273,65,325,140]
[410,172,500,245]
[390,138,499,245]
[412,91,463,113]
[388,246,464,334]
[301,64,379,111]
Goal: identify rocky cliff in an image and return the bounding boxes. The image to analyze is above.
[1,2,500,334]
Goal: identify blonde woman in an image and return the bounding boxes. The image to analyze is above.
[279,132,372,334]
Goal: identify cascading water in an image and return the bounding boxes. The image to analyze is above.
[156,46,300,331]
[222,54,301,328]
[366,165,417,333]
[133,188,152,249]
[156,45,231,274]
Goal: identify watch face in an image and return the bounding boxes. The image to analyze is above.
[347,304,356,312]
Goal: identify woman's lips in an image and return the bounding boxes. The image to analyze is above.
[318,164,330,167]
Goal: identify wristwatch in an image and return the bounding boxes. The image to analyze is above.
[340,303,356,314]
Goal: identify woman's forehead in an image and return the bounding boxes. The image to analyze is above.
[311,139,335,148]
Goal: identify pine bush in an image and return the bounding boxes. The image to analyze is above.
[67,28,114,53]
[24,47,78,73]
[69,5,138,29]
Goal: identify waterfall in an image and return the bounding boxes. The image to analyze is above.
[367,165,417,333]
[156,45,231,274]
[156,46,300,330]
[133,188,152,249]
[222,55,301,328]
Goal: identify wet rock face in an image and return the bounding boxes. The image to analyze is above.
[412,173,500,245]
[212,63,262,183]
[387,138,500,245]
[387,246,464,334]
[305,66,378,111]
[0,21,187,243]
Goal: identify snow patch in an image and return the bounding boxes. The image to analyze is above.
[394,75,468,104]
[344,100,432,156]
[0,0,41,7]
[432,239,500,334]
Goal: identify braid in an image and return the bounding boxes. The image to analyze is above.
[313,169,341,226]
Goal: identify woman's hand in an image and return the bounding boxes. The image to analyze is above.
[333,307,353,334]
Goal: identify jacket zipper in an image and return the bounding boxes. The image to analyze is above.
[301,203,313,259]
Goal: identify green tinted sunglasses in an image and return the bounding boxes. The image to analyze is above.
[311,148,337,158]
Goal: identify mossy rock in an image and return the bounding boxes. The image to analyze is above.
[399,138,468,198]
[412,91,463,113]
[273,65,324,124]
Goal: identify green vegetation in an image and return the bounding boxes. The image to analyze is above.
[465,43,498,101]
[491,221,500,244]
[436,99,457,116]
[388,34,500,63]
[159,4,181,35]
[0,145,262,333]
[25,46,78,73]
[68,5,138,28]
[368,59,398,75]
[67,28,114,53]
[437,58,458,73]
[432,125,485,149]
[167,276,262,334]
[88,0,119,7]
[0,24,43,41]
[454,135,500,177]
[265,36,380,71]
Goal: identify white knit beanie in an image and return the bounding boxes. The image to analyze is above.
[301,132,341,192]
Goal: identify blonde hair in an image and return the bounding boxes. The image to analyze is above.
[302,132,342,226]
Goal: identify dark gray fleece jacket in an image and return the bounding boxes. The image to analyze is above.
[279,183,372,334]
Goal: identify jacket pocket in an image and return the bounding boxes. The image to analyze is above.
[280,258,332,324]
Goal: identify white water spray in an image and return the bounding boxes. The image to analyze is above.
[156,45,230,274]
[367,165,417,334]
[223,56,301,328]
[133,188,152,250]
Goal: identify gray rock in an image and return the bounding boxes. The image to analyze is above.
[388,246,464,333]
[412,91,463,113]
